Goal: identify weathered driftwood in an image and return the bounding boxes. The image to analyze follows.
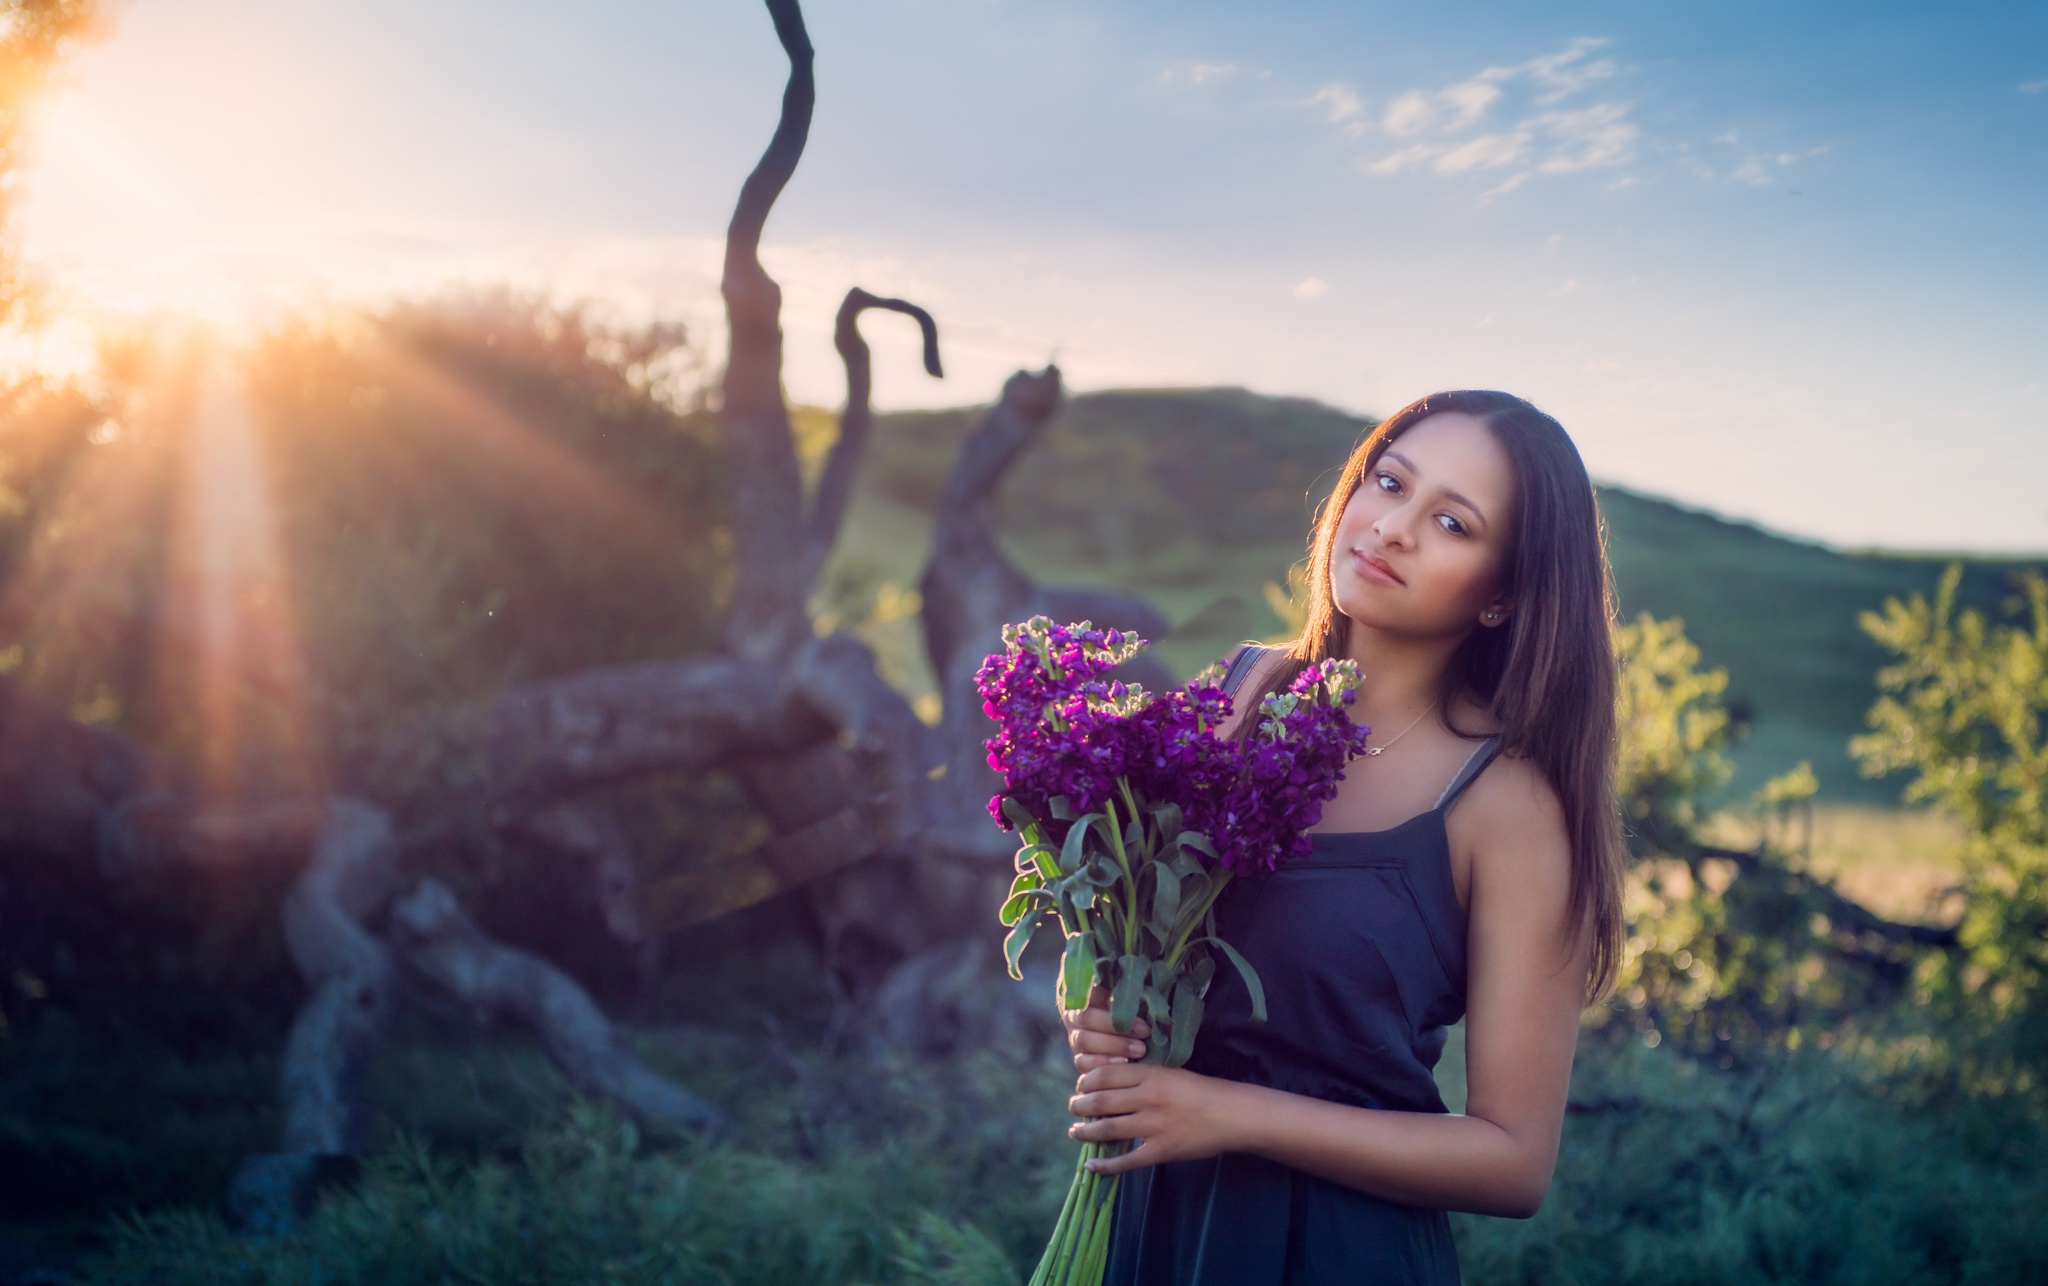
[277,798,402,1154]
[718,0,817,668]
[918,367,1174,832]
[388,877,722,1134]
[799,287,943,593]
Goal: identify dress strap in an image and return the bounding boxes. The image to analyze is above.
[1434,736,1502,810]
[1220,643,1269,699]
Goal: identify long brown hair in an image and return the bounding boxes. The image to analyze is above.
[1239,390,1625,1003]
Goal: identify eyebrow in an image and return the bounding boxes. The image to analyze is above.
[1383,449,1489,528]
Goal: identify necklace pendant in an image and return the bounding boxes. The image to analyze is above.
[1365,746,1383,756]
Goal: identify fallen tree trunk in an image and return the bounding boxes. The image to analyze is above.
[388,877,723,1134]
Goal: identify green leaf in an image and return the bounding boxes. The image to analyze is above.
[1000,796,1037,831]
[1166,980,1204,1067]
[1002,917,1041,981]
[1049,795,1077,821]
[1061,933,1097,1011]
[1093,913,1121,963]
[1033,848,1061,881]
[1015,843,1055,874]
[1123,818,1145,859]
[1150,801,1184,841]
[1171,871,1212,940]
[1196,936,1267,1024]
[1110,955,1147,1034]
[1143,984,1170,1029]
[1177,829,1219,859]
[1008,868,1044,896]
[1150,864,1182,943]
[999,887,1055,926]
[1060,812,1104,874]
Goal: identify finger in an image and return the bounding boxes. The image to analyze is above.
[1068,1086,1143,1119]
[1068,1109,1144,1141]
[1072,1029,1148,1061]
[1069,1016,1151,1062]
[1088,983,1111,1010]
[1087,1138,1164,1176]
[1076,1062,1151,1093]
[1072,1052,1129,1074]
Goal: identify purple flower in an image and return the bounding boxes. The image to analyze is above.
[976,620,1371,876]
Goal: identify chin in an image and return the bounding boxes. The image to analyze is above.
[1332,590,1404,632]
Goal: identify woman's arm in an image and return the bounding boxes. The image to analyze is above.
[1068,755,1589,1218]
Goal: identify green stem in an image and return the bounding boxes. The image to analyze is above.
[1101,793,1141,962]
[1029,1148,1087,1286]
[1062,1149,1102,1280]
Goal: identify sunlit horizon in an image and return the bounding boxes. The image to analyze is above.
[10,0,2047,556]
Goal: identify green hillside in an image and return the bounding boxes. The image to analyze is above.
[820,387,2042,801]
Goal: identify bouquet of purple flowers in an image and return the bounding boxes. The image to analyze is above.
[976,617,1372,1286]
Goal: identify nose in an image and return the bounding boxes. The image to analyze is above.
[1372,501,1418,550]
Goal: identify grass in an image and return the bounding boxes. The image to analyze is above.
[1701,804,1969,924]
[68,1018,2048,1286]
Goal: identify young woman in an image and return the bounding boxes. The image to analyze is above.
[1063,390,1626,1284]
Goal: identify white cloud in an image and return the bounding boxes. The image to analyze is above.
[1516,39,1617,103]
[1306,84,1366,128]
[1292,277,1330,299]
[1531,103,1638,173]
[1159,61,1238,87]
[1731,157,1772,185]
[1724,141,1828,187]
[1438,79,1504,128]
[1344,37,1639,193]
[1381,90,1437,137]
[1437,131,1530,173]
[2021,78,2047,94]
[1362,143,1438,176]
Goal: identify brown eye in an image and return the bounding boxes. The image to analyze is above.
[1437,513,1468,537]
[1374,471,1400,494]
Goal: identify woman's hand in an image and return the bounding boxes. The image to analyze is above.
[1066,1061,1248,1176]
[1061,983,1150,1074]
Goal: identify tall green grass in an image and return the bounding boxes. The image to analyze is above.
[78,1024,2048,1286]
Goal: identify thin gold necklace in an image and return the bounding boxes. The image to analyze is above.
[1363,699,1438,757]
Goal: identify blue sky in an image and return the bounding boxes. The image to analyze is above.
[17,0,2048,552]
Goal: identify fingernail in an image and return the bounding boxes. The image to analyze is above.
[1129,1042,1145,1057]
[1110,1056,1127,1064]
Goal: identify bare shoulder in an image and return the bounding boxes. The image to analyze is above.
[1448,751,1571,898]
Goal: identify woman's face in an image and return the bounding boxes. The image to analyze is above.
[1329,411,1517,639]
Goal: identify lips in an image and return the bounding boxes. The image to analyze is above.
[1350,547,1406,587]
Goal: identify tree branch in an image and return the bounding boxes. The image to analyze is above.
[276,799,401,1155]
[719,0,818,664]
[1696,842,1962,951]
[800,288,942,593]
[389,878,723,1134]
[481,654,826,805]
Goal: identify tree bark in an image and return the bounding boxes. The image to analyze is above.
[388,877,723,1134]
[276,798,401,1155]
[719,0,817,666]
[799,287,943,594]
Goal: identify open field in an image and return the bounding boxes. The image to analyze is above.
[821,387,2044,803]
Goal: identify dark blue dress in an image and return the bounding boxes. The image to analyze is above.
[1103,645,1496,1285]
